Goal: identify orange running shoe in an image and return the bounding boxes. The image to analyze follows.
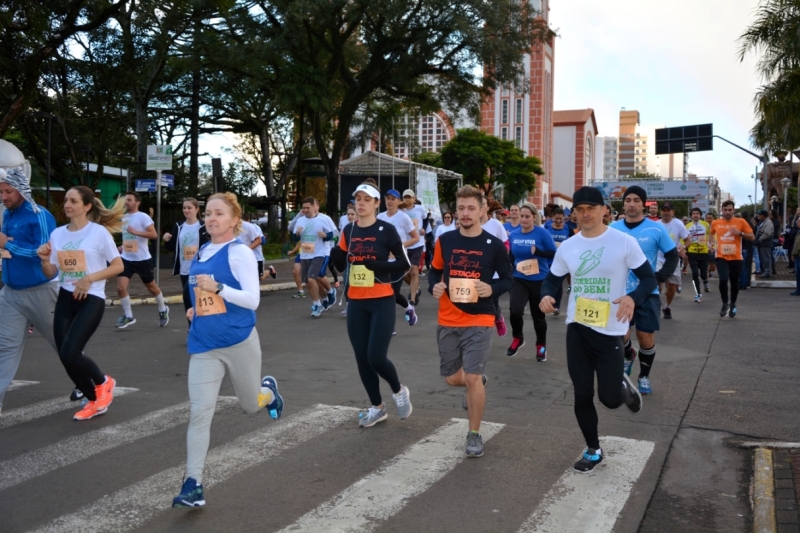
[74,401,107,421]
[94,375,116,411]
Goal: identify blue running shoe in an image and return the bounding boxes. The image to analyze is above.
[573,448,603,473]
[638,376,652,395]
[321,298,331,311]
[623,358,633,377]
[327,288,337,308]
[405,305,418,326]
[172,477,204,507]
[311,304,323,318]
[260,375,284,420]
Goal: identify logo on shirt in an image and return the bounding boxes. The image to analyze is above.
[575,248,604,277]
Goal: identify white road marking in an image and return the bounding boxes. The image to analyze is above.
[30,404,359,533]
[0,397,238,492]
[517,436,655,533]
[0,387,138,430]
[277,418,505,533]
[7,380,39,391]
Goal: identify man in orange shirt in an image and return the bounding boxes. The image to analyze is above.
[710,200,755,318]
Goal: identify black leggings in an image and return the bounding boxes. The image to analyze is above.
[687,253,708,294]
[392,275,410,308]
[566,323,624,450]
[715,259,743,305]
[347,296,402,406]
[181,274,191,313]
[509,278,547,344]
[53,289,106,401]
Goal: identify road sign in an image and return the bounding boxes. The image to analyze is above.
[146,145,173,170]
[134,179,156,192]
[159,174,174,188]
[655,124,713,155]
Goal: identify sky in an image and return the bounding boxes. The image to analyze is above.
[549,0,767,204]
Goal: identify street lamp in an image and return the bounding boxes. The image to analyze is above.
[32,111,61,211]
[781,176,792,231]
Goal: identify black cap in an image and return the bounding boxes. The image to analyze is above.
[661,202,673,210]
[758,209,768,217]
[572,186,605,207]
[622,185,647,203]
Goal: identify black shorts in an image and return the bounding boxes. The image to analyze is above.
[120,258,155,284]
[630,294,661,333]
[407,247,423,268]
[257,260,264,277]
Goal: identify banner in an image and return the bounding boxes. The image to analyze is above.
[146,145,173,170]
[594,180,708,199]
[415,169,441,221]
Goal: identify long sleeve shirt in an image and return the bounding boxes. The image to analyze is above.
[1,200,56,290]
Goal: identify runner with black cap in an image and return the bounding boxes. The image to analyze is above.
[540,186,651,472]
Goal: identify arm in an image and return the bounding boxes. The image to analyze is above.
[428,240,444,294]
[219,246,261,309]
[656,248,679,283]
[4,210,52,257]
[487,243,513,296]
[404,228,420,248]
[130,223,158,240]
[541,271,568,300]
[163,223,178,252]
[627,260,657,306]
[533,248,556,259]
[249,237,261,250]
[363,240,411,273]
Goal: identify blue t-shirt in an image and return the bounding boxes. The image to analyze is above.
[546,225,572,249]
[503,221,521,235]
[508,226,556,281]
[610,218,676,294]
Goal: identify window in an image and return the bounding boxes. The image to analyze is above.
[501,127,508,140]
[515,127,522,148]
[502,100,509,124]
[515,99,523,124]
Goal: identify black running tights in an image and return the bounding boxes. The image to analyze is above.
[687,253,708,294]
[53,289,106,401]
[715,259,743,305]
[509,278,547,344]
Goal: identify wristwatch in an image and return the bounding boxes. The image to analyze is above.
[215,282,224,294]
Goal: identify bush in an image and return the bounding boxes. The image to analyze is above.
[262,243,283,260]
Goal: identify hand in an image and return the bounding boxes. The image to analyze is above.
[195,274,218,293]
[0,231,7,248]
[317,230,327,239]
[37,243,52,261]
[163,232,172,242]
[473,280,493,298]
[539,295,556,314]
[126,226,139,237]
[432,281,447,299]
[612,295,635,323]
[186,308,195,322]
[361,259,377,271]
[530,244,537,255]
[72,276,92,300]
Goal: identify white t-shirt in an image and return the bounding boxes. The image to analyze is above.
[193,240,260,310]
[237,221,264,262]
[49,222,120,300]
[121,211,155,261]
[339,214,350,232]
[294,215,337,259]
[658,218,689,274]
[482,218,509,243]
[178,221,201,276]
[434,223,456,242]
[550,227,647,337]
[403,205,427,249]
[378,211,416,245]
[318,214,338,252]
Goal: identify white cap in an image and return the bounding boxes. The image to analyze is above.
[354,184,381,199]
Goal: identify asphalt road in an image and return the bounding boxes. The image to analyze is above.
[1,273,797,532]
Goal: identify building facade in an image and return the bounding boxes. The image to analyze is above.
[595,136,619,181]
[552,109,598,205]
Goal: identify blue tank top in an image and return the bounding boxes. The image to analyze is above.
[187,242,256,353]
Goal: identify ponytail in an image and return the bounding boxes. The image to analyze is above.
[72,186,125,234]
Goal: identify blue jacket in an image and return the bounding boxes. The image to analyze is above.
[2,200,57,290]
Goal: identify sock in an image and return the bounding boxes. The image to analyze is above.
[299,289,305,293]
[328,289,334,295]
[120,296,133,318]
[623,338,634,361]
[313,300,321,306]
[638,345,656,378]
[406,304,414,311]
[469,430,480,436]
[155,293,166,312]
[258,387,274,406]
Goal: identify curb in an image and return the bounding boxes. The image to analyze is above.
[754,448,777,533]
[751,280,795,289]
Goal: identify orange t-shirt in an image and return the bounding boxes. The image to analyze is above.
[710,218,753,261]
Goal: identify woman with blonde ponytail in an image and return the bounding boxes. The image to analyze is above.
[36,186,124,420]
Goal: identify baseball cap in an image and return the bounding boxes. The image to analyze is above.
[402,189,416,198]
[385,189,401,199]
[572,186,605,207]
[661,202,673,210]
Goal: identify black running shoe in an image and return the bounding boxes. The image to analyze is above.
[663,308,672,319]
[69,388,84,402]
[622,374,642,414]
[719,303,729,317]
[729,305,737,318]
[573,448,603,473]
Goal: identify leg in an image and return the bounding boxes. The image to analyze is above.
[0,288,31,408]
[553,277,564,310]
[293,262,302,292]
[795,258,800,291]
[729,260,743,306]
[528,280,547,345]
[53,291,107,400]
[465,373,485,433]
[393,277,410,308]
[219,329,263,414]
[595,333,625,410]
[117,275,131,298]
[460,327,492,432]
[186,352,226,484]
[307,278,320,301]
[688,254,701,294]
[508,280,528,339]
[635,330,656,378]
[364,297,401,393]
[665,283,677,307]
[347,299,384,406]
[566,323,600,450]
[181,275,192,314]
[408,265,420,302]
[144,280,162,297]
[715,258,731,303]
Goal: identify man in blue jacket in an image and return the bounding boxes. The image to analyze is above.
[0,166,59,414]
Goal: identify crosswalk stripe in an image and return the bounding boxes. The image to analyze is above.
[277,418,505,533]
[0,387,139,430]
[516,436,655,533]
[0,397,238,492]
[30,404,359,533]
[7,380,39,391]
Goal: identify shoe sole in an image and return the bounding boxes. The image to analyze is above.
[466,449,484,458]
[115,318,136,329]
[729,310,737,318]
[536,356,547,362]
[506,340,525,357]
[622,373,643,413]
[172,499,205,508]
[359,413,388,428]
[159,306,169,327]
[74,407,108,420]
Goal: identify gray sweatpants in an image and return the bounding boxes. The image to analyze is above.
[186,329,262,484]
[0,283,58,409]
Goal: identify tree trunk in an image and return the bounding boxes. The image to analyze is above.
[135,101,148,176]
[257,125,278,233]
[189,67,201,195]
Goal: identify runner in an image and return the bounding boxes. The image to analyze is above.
[115,191,169,329]
[163,198,210,315]
[401,189,426,305]
[539,186,649,473]
[429,185,513,457]
[685,207,711,302]
[287,212,306,298]
[0,167,61,413]
[507,203,556,360]
[330,182,413,428]
[503,204,521,236]
[377,189,420,326]
[705,212,717,277]
[294,197,337,318]
[339,206,357,316]
[37,186,124,420]
[658,202,688,319]
[173,192,283,508]
[710,200,755,318]
[546,207,573,315]
[647,203,660,221]
[610,186,678,396]
[237,220,276,281]
[339,199,354,231]
[481,197,510,337]
[434,212,456,242]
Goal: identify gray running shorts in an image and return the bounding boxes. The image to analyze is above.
[437,326,493,377]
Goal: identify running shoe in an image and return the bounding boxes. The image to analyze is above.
[159,306,169,327]
[553,307,560,316]
[172,477,205,508]
[506,337,525,357]
[622,373,642,413]
[676,286,682,294]
[694,294,702,303]
[311,304,323,318]
[573,448,603,473]
[462,375,488,410]
[624,357,634,377]
[536,344,547,362]
[341,307,348,316]
[28,325,34,333]
[495,315,507,337]
[392,385,412,419]
[73,401,107,421]
[292,291,306,298]
[663,307,672,319]
[94,375,115,411]
[321,297,331,311]
[69,388,84,402]
[259,375,284,420]
[704,282,710,292]
[327,288,337,308]
[359,406,388,428]
[729,305,737,318]
[465,431,484,458]
[719,303,729,318]
[267,265,277,279]
[115,316,136,329]
[405,306,418,326]
[638,376,652,395]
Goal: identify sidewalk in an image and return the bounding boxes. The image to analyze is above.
[751,254,796,289]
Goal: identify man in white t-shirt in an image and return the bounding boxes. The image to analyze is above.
[480,197,510,337]
[402,189,427,305]
[540,186,653,473]
[658,202,689,319]
[378,189,420,325]
[294,197,337,317]
[116,191,168,329]
[238,220,275,281]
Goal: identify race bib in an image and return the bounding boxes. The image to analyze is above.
[301,242,315,254]
[193,287,227,316]
[349,264,374,287]
[575,297,610,328]
[720,243,736,255]
[123,240,138,253]
[57,250,87,275]
[183,245,198,262]
[516,259,539,276]
[449,278,478,303]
